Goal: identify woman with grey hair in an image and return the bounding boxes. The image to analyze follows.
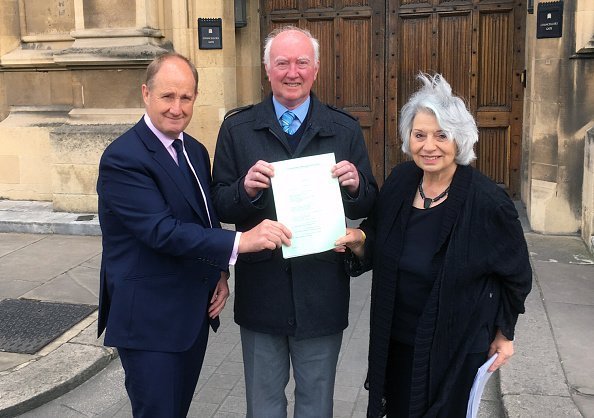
[336,73,532,417]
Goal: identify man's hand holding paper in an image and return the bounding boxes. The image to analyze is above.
[332,160,360,195]
[244,160,275,199]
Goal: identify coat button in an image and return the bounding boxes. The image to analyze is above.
[287,318,294,326]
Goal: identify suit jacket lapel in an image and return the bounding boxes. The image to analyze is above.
[184,147,217,227]
[134,119,211,226]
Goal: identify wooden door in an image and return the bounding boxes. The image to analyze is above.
[260,0,526,196]
[260,0,386,185]
[387,0,526,196]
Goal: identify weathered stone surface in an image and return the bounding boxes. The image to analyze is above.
[0,343,112,416]
[503,394,582,418]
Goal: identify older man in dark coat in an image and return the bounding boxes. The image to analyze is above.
[212,26,377,418]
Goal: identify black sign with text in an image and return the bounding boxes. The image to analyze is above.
[537,2,563,39]
[198,18,222,49]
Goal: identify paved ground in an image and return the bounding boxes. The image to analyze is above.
[0,199,592,417]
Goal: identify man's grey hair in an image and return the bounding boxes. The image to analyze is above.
[262,26,320,67]
[399,73,478,166]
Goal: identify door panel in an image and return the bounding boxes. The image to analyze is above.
[309,20,336,103]
[475,8,515,188]
[397,15,432,114]
[439,13,472,101]
[476,127,510,185]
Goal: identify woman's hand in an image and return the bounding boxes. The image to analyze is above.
[487,329,514,372]
[335,228,366,258]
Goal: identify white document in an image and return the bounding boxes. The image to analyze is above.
[271,153,346,259]
[466,353,498,418]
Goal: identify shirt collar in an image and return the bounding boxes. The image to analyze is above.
[272,96,310,124]
[143,114,184,149]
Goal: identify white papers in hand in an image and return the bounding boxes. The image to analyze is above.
[466,353,498,418]
[271,153,346,259]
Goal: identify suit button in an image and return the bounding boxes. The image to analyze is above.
[203,278,208,283]
[285,265,291,273]
[287,318,294,326]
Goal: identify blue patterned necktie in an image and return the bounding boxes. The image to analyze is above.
[280,110,296,134]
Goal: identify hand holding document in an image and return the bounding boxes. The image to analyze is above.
[466,353,498,418]
[271,153,346,259]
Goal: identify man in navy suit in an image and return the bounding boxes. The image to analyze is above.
[97,53,291,417]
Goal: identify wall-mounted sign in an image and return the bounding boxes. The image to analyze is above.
[537,1,563,39]
[198,18,222,49]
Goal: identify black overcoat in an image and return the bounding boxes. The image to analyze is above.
[351,161,532,417]
[211,94,378,339]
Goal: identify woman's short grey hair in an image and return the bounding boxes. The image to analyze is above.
[399,73,478,166]
[262,26,320,67]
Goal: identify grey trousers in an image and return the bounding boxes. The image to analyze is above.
[240,327,343,418]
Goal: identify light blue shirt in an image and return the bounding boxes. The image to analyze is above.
[272,96,310,134]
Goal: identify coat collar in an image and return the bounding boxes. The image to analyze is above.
[253,93,336,156]
[407,163,474,252]
[378,162,473,254]
[436,163,472,251]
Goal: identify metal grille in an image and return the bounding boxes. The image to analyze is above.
[0,298,96,354]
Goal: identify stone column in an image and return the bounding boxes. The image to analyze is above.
[0,1,76,202]
[0,0,20,56]
[235,0,262,107]
[583,128,594,253]
[0,0,21,121]
[189,1,238,155]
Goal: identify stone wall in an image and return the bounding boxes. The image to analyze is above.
[0,0,245,211]
[0,108,62,201]
[0,107,141,211]
[50,121,136,212]
[523,1,594,234]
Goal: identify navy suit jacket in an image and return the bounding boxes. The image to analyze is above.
[97,117,236,352]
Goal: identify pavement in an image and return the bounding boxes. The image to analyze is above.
[0,199,592,417]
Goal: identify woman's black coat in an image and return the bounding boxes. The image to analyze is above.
[351,161,532,418]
